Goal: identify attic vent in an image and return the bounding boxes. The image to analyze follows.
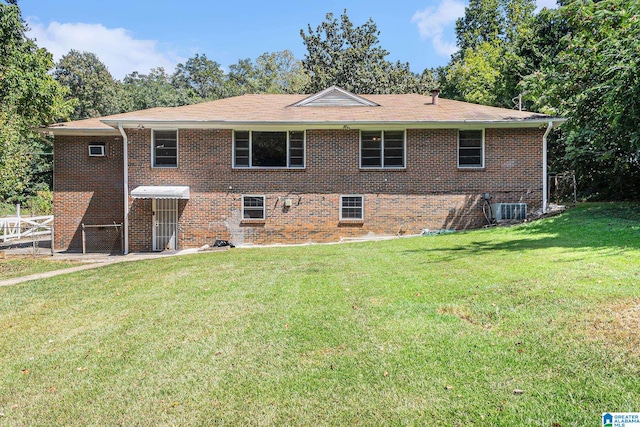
[291,86,379,107]
[490,203,527,220]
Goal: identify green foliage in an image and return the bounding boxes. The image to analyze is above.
[442,0,537,107]
[221,51,310,97]
[443,41,502,105]
[253,50,309,94]
[455,0,503,51]
[301,10,434,94]
[172,53,224,100]
[223,57,258,96]
[122,67,193,111]
[0,2,71,203]
[54,50,124,119]
[523,0,640,199]
[24,189,53,215]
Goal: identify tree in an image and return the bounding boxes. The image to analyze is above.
[455,0,503,52]
[0,1,71,202]
[301,10,402,94]
[523,0,640,199]
[122,68,191,111]
[54,50,123,120]
[252,50,309,94]
[441,0,537,107]
[172,53,224,100]
[223,58,258,97]
[443,41,502,105]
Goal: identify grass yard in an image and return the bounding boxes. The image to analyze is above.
[1,203,639,426]
[0,258,80,281]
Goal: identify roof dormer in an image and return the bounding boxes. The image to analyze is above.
[290,86,379,107]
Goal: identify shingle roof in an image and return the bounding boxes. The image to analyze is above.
[44,90,562,135]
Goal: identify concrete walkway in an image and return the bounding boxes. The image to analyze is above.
[0,249,202,287]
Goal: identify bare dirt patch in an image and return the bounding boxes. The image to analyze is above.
[585,299,640,356]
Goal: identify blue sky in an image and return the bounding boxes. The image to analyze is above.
[21,0,557,80]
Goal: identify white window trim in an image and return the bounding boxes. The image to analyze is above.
[359,130,406,169]
[339,195,364,221]
[152,129,179,168]
[233,130,306,169]
[241,195,266,220]
[458,128,485,169]
[88,144,105,157]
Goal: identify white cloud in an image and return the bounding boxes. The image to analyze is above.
[26,20,182,80]
[413,0,558,57]
[411,0,466,57]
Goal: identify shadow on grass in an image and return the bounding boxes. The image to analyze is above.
[404,203,640,259]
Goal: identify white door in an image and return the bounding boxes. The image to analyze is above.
[153,198,178,251]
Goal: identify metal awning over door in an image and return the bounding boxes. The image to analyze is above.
[131,186,190,199]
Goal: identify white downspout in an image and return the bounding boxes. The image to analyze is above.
[542,121,554,214]
[118,123,129,254]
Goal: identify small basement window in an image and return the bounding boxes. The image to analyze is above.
[242,195,266,220]
[88,144,105,157]
[340,195,364,220]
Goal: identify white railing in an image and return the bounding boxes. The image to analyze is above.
[1,215,54,242]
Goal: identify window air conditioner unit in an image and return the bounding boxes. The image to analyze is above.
[490,203,527,220]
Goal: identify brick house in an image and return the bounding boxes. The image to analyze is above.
[45,86,563,253]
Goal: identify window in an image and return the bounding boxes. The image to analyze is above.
[458,130,484,168]
[360,130,405,168]
[242,195,266,220]
[234,131,305,168]
[88,144,105,157]
[153,130,178,167]
[340,195,364,220]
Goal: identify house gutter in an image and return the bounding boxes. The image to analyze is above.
[100,118,558,130]
[542,121,554,214]
[117,122,129,255]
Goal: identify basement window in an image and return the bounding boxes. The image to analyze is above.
[458,129,484,168]
[360,130,405,168]
[242,195,266,220]
[88,144,105,157]
[234,131,305,168]
[340,195,364,220]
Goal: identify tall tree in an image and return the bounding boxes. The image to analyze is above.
[54,50,123,120]
[223,58,258,97]
[122,68,191,111]
[252,50,309,94]
[0,1,70,202]
[300,10,396,94]
[172,53,224,100]
[455,0,503,52]
[441,0,537,107]
[523,0,640,199]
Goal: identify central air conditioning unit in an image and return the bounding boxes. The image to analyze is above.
[490,203,527,220]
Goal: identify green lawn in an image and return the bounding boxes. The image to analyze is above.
[0,258,80,280]
[1,203,639,426]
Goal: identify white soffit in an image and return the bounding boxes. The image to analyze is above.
[130,186,190,199]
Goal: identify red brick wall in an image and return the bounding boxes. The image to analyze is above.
[54,127,544,250]
[53,135,124,250]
